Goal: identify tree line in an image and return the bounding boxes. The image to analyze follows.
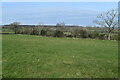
[2,9,119,40]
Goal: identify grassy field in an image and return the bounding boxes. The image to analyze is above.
[2,34,118,78]
[0,34,2,79]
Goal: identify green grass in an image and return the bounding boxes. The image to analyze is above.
[2,34,118,78]
[1,29,14,33]
[0,34,2,79]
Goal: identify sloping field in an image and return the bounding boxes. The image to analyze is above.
[2,34,118,78]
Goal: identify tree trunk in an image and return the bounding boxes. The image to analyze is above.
[108,33,111,40]
[39,30,41,36]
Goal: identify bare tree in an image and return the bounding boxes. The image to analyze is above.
[56,22,66,32]
[10,22,20,34]
[56,22,65,27]
[93,9,118,40]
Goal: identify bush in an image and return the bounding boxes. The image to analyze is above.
[64,32,73,37]
[80,29,88,38]
[88,32,99,39]
[72,29,80,38]
[98,33,108,40]
[46,31,54,37]
[54,30,64,37]
[110,34,118,41]
[15,29,21,34]
[41,30,47,36]
[32,29,39,35]
[65,35,73,37]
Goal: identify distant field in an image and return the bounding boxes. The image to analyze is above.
[2,34,118,78]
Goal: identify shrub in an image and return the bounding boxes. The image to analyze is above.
[23,29,31,35]
[41,30,47,36]
[98,33,108,40]
[54,30,64,37]
[15,29,20,34]
[46,31,54,37]
[65,35,73,37]
[110,34,118,41]
[32,29,39,35]
[72,29,80,38]
[80,29,88,38]
[64,32,73,37]
[88,32,99,39]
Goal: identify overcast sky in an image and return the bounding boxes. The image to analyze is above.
[2,2,118,26]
